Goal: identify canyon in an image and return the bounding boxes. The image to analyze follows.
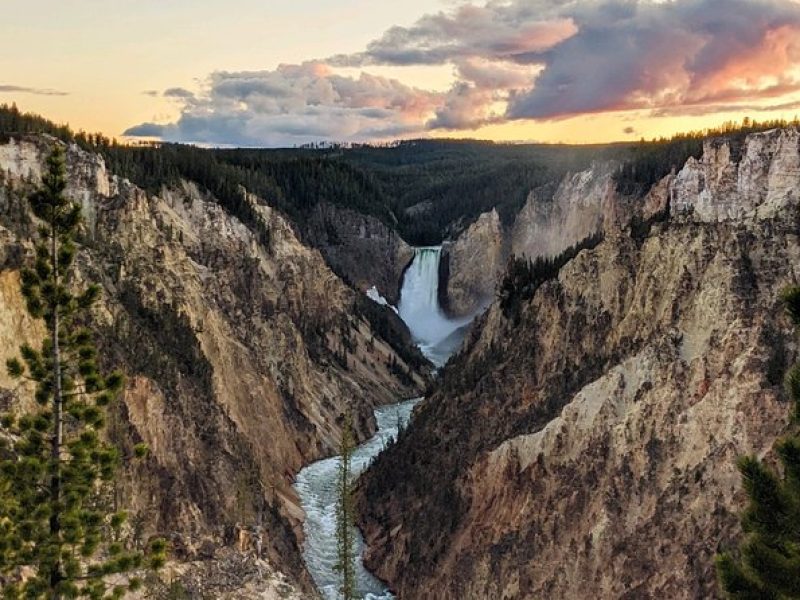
[358,127,800,598]
[2,122,799,599]
[0,134,429,597]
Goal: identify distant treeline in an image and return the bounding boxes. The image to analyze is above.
[0,104,611,245]
[0,103,394,246]
[1,103,797,246]
[332,139,619,244]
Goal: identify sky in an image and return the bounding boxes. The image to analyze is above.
[2,0,800,146]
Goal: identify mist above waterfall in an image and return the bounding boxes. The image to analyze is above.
[397,247,473,367]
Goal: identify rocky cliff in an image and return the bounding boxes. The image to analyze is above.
[440,209,505,316]
[442,163,619,317]
[358,128,800,599]
[0,135,428,595]
[304,202,414,305]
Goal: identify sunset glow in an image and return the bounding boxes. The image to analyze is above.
[3,0,800,146]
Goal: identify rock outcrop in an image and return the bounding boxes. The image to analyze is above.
[672,129,800,222]
[440,209,505,317]
[0,135,428,595]
[304,202,414,305]
[442,163,619,317]
[511,163,618,258]
[358,128,800,599]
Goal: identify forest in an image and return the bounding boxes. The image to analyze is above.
[1,103,796,247]
[0,104,614,245]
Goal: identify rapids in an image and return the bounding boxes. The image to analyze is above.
[295,246,472,599]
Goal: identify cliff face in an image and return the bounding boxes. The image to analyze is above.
[0,135,427,594]
[440,209,505,316]
[672,129,800,221]
[358,128,800,599]
[511,163,618,258]
[442,163,618,317]
[304,202,414,305]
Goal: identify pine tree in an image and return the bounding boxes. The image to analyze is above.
[335,412,357,600]
[0,146,165,598]
[716,286,800,598]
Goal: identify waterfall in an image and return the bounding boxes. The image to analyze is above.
[398,247,472,367]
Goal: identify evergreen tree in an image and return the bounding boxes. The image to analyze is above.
[0,146,165,598]
[335,412,357,600]
[716,286,800,598]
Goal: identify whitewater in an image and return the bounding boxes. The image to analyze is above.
[294,246,471,599]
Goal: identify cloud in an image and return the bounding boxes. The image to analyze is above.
[125,62,442,146]
[506,0,800,119]
[163,87,195,99]
[123,122,168,137]
[331,3,577,67]
[0,84,68,96]
[126,0,800,145]
[651,98,800,118]
[427,82,499,129]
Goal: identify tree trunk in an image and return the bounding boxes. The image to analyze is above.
[49,221,63,596]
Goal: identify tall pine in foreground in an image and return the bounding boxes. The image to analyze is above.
[335,413,357,600]
[0,146,165,598]
[716,286,800,598]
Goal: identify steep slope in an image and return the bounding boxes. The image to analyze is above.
[441,163,620,317]
[0,135,428,594]
[358,128,800,598]
[304,202,414,305]
[440,209,505,317]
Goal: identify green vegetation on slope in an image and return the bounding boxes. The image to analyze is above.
[498,231,605,320]
[0,104,615,245]
[0,147,165,597]
[716,286,800,598]
[333,139,618,245]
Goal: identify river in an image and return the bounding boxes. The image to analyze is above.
[294,246,470,600]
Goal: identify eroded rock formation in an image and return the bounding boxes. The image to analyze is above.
[442,163,620,317]
[0,135,428,595]
[440,209,505,316]
[358,128,800,599]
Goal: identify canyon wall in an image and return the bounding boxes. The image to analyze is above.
[304,202,414,305]
[358,128,800,599]
[440,209,505,316]
[442,163,620,317]
[0,135,428,595]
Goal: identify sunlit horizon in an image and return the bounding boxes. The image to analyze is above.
[3,0,800,147]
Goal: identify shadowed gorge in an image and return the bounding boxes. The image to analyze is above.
[296,247,474,598]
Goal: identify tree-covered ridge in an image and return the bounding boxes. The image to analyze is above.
[0,104,613,245]
[2,103,797,247]
[0,104,396,245]
[716,286,800,598]
[498,231,605,320]
[215,150,394,225]
[328,139,619,245]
